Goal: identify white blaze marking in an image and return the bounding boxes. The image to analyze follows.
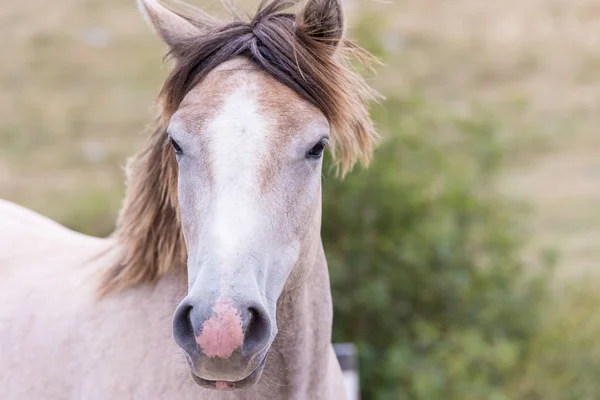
[207,83,268,267]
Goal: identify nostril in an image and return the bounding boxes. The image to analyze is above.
[245,307,258,335]
[172,303,198,355]
[174,304,193,335]
[242,306,270,355]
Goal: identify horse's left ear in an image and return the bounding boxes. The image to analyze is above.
[137,0,203,48]
[297,0,345,50]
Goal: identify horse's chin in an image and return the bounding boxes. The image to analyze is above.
[190,356,268,391]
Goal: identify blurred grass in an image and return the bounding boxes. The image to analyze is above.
[0,0,163,231]
[1,0,600,398]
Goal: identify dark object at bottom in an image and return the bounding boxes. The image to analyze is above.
[333,342,359,399]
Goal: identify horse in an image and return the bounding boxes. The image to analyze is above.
[0,0,378,398]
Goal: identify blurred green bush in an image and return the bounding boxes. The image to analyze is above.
[515,281,600,400]
[323,96,550,399]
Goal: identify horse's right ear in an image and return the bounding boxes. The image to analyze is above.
[137,0,203,48]
[297,0,345,51]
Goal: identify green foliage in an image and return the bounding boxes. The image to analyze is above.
[323,96,550,399]
[513,282,600,400]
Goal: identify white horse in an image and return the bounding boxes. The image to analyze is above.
[0,0,378,398]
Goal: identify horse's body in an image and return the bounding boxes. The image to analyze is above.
[0,200,345,399]
[0,0,377,397]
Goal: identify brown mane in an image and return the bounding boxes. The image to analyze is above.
[99,0,379,295]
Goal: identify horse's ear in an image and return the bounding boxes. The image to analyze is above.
[297,0,345,50]
[137,0,202,48]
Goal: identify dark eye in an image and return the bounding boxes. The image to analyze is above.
[169,137,183,155]
[306,139,328,159]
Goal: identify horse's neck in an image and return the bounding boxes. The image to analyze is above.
[266,240,335,398]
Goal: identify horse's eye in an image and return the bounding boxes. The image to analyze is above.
[307,139,328,159]
[169,137,183,155]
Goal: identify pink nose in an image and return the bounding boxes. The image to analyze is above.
[195,298,244,358]
[172,294,271,365]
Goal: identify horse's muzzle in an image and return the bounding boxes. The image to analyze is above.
[172,295,273,390]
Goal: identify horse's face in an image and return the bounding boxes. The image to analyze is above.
[168,62,328,388]
[137,0,356,390]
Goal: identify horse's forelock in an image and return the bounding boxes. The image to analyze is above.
[160,0,380,174]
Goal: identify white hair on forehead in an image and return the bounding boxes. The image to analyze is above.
[205,82,269,267]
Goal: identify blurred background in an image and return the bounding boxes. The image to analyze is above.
[1,0,599,398]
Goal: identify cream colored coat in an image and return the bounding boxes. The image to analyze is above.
[0,200,346,399]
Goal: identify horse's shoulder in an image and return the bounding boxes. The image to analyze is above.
[0,199,85,241]
[0,199,106,260]
[0,199,69,231]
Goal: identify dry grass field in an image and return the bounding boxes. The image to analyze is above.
[370,0,600,281]
[1,0,599,396]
